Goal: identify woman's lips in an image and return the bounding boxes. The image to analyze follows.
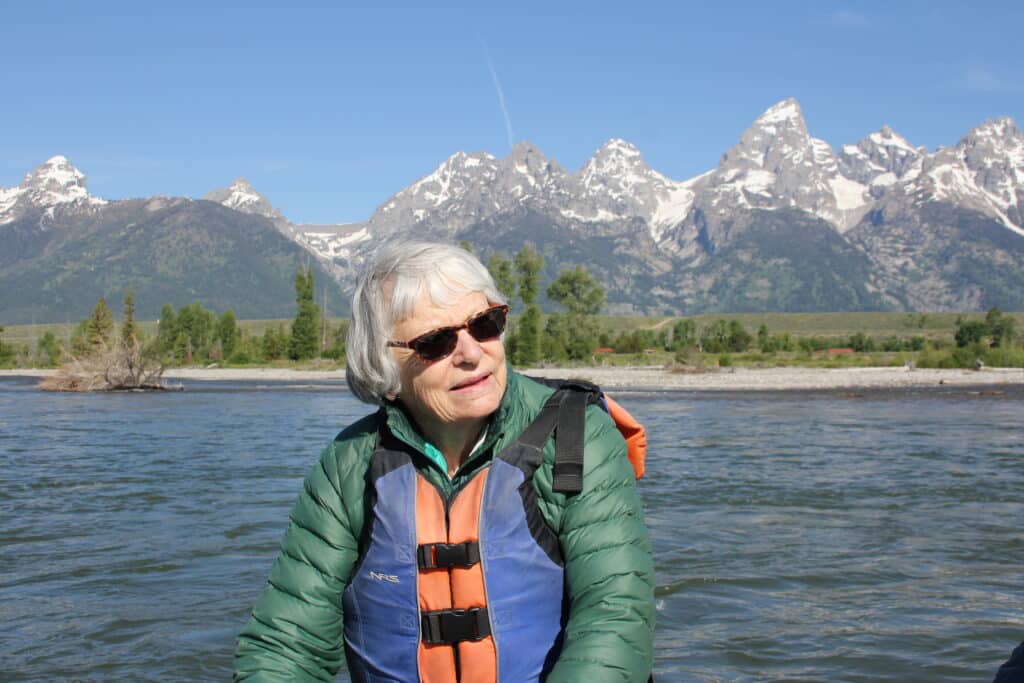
[451,373,491,391]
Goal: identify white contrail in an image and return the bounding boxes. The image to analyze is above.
[485,55,515,151]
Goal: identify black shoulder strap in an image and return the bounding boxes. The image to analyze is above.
[523,378,603,496]
[517,388,567,452]
[550,388,589,495]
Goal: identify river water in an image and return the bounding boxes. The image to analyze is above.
[1,375,1021,682]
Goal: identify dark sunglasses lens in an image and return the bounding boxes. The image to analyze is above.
[468,307,506,340]
[411,330,458,360]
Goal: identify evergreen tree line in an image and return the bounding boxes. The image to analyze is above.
[11,266,348,368]
[2,253,1021,371]
[153,266,346,365]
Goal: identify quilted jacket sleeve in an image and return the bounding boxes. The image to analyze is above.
[545,405,656,683]
[234,441,360,681]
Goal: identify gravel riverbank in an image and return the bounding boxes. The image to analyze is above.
[4,365,1024,391]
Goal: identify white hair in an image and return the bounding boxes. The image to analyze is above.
[345,241,507,404]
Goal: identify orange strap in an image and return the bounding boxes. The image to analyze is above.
[603,394,646,479]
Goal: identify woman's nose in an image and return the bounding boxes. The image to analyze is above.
[451,328,484,364]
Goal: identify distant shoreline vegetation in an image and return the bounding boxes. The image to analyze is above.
[1,259,1022,375]
[2,308,1023,374]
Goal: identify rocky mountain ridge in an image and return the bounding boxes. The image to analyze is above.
[4,98,1024,321]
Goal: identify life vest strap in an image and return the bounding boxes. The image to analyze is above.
[420,607,491,644]
[417,541,481,569]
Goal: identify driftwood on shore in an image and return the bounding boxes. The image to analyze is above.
[38,338,178,392]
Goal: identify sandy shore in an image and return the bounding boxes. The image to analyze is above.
[3,365,1024,391]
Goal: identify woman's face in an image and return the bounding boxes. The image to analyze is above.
[389,289,507,437]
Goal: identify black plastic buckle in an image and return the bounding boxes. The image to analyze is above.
[417,541,480,569]
[420,607,491,644]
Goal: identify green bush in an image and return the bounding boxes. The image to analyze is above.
[980,346,1024,367]
[227,347,254,365]
[36,331,62,367]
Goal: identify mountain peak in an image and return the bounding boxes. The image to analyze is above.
[24,155,87,190]
[867,125,920,154]
[0,155,104,225]
[596,138,642,157]
[838,125,924,194]
[967,116,1022,143]
[43,154,72,167]
[205,177,286,222]
[754,98,805,128]
[21,155,101,207]
[505,140,566,183]
[581,136,657,181]
[509,140,546,163]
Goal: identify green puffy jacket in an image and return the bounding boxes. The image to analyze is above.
[235,369,655,681]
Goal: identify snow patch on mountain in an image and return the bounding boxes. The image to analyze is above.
[0,187,21,218]
[649,184,697,242]
[296,224,372,261]
[560,207,619,222]
[831,175,869,210]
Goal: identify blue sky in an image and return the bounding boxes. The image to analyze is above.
[3,1,1023,224]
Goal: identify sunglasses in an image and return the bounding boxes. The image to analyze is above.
[387,304,509,361]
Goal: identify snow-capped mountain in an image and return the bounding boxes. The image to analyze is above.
[843,116,1024,310]
[572,139,698,243]
[665,99,872,264]
[281,98,1024,312]
[204,177,286,224]
[365,142,577,240]
[896,117,1024,237]
[0,156,106,226]
[5,97,1024,321]
[300,137,700,268]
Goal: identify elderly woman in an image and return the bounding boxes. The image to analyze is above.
[235,242,655,682]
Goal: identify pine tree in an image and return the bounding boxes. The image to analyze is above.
[510,245,545,366]
[514,245,544,307]
[120,290,138,347]
[86,298,115,351]
[216,310,239,357]
[289,265,321,360]
[513,304,542,365]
